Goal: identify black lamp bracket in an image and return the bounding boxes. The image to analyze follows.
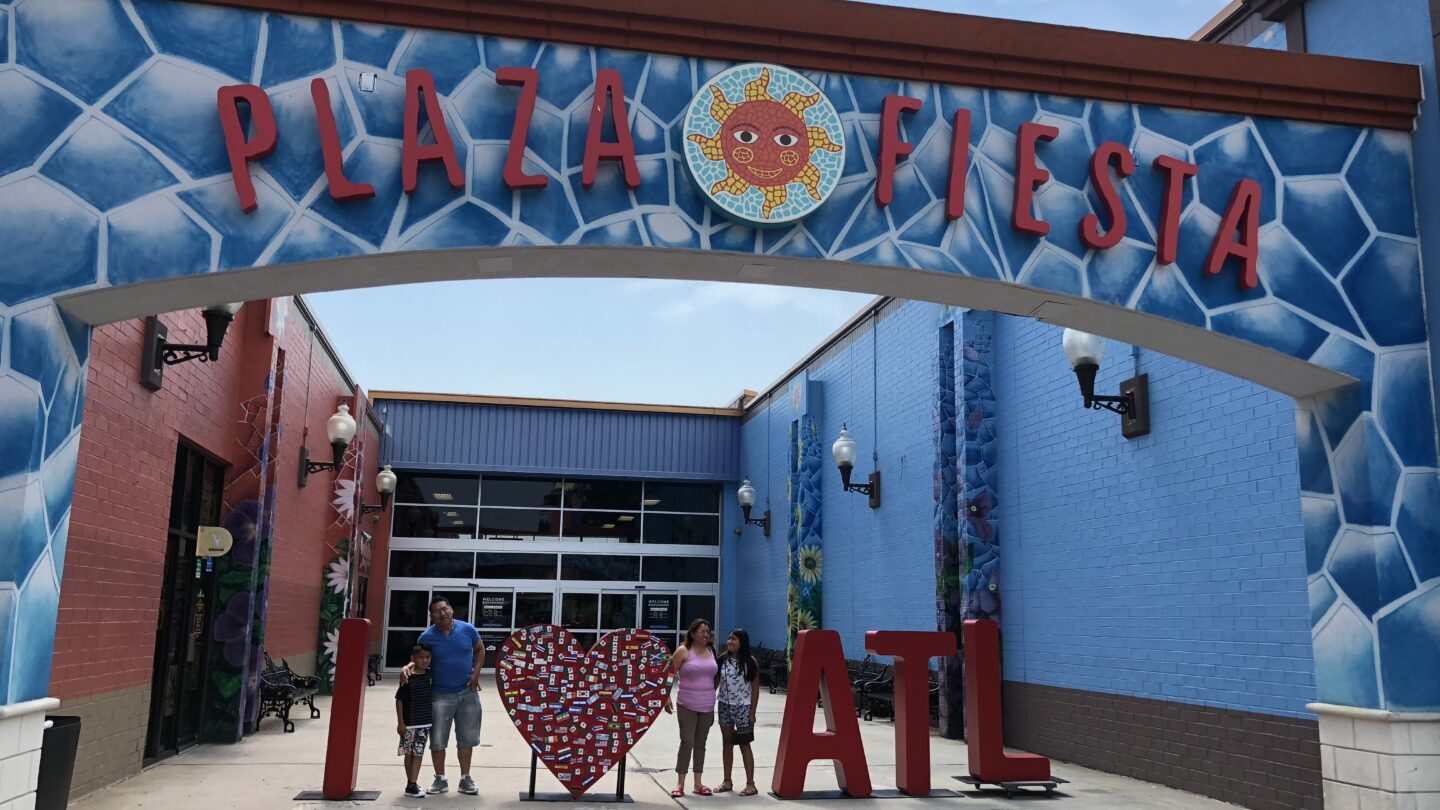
[742,507,771,537]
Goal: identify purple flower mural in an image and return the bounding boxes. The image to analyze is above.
[212,592,254,667]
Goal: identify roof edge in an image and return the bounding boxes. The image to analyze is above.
[369,390,744,418]
[199,0,1421,130]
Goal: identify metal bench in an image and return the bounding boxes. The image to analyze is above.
[258,651,321,733]
[859,665,895,720]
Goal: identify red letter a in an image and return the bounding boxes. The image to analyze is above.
[583,69,640,189]
[864,631,957,796]
[964,619,1050,783]
[402,69,464,195]
[217,84,277,214]
[1204,178,1261,290]
[772,630,872,799]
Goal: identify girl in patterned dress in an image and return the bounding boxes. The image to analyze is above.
[713,628,760,796]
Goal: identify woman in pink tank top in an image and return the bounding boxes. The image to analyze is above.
[663,618,718,797]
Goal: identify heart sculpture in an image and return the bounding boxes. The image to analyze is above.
[497,625,674,798]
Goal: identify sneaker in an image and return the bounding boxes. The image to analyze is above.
[427,776,449,794]
[458,775,478,795]
[405,783,426,799]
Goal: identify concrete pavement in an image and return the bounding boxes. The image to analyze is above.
[73,681,1236,809]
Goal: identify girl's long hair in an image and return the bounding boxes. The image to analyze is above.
[715,628,758,685]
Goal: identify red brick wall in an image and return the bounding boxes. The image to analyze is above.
[52,300,375,696]
[54,308,256,701]
[260,313,375,666]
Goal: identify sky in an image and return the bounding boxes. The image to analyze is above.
[304,0,1231,407]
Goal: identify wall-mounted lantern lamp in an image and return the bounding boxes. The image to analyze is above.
[831,425,881,508]
[361,464,398,516]
[736,479,770,537]
[298,404,357,487]
[1061,328,1150,439]
[140,303,244,391]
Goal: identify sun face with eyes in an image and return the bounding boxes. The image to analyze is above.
[720,99,811,188]
[686,67,843,220]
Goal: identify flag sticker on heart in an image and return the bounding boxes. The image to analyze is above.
[497,625,674,798]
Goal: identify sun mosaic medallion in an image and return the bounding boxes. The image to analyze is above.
[683,64,846,226]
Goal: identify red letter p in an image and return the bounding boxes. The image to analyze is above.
[217,84,277,214]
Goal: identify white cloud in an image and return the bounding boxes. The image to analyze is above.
[645,282,870,322]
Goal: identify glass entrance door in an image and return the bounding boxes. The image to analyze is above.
[560,589,601,651]
[473,589,513,669]
[600,591,639,634]
[145,444,223,763]
[641,592,679,652]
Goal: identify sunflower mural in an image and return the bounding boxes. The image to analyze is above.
[786,417,825,665]
[683,64,845,225]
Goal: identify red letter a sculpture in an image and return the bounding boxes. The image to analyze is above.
[963,619,1049,783]
[772,630,872,798]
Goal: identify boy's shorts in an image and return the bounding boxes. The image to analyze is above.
[399,725,431,757]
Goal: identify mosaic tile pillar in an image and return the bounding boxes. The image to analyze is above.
[960,310,1000,626]
[0,300,89,705]
[786,416,824,665]
[202,351,284,743]
[1299,390,1440,713]
[932,318,964,738]
[1300,379,1440,807]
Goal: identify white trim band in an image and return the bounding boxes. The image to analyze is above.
[0,698,59,721]
[1307,702,1440,722]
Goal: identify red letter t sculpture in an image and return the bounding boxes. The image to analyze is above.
[865,630,957,796]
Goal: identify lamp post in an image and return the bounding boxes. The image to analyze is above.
[737,479,770,537]
[831,425,881,508]
[1061,328,1150,438]
[361,464,398,516]
[299,404,358,487]
[140,302,245,391]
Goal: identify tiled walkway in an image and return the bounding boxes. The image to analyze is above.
[73,683,1236,808]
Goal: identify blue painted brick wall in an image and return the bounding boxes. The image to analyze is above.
[996,316,1315,719]
[728,300,942,657]
[729,300,1315,720]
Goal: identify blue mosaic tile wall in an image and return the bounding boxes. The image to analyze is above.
[0,0,1436,710]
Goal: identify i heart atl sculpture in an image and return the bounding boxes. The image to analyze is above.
[497,625,674,798]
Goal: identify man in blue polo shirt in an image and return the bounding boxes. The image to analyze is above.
[406,596,484,795]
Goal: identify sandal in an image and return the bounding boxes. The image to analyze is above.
[715,781,733,793]
[740,784,759,797]
[694,786,714,796]
[671,787,686,798]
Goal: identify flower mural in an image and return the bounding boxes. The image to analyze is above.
[797,545,823,584]
[212,591,254,667]
[315,539,351,692]
[959,312,1000,624]
[331,477,358,523]
[322,628,341,662]
[933,319,965,737]
[786,417,824,665]
[222,498,261,571]
[325,558,350,595]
